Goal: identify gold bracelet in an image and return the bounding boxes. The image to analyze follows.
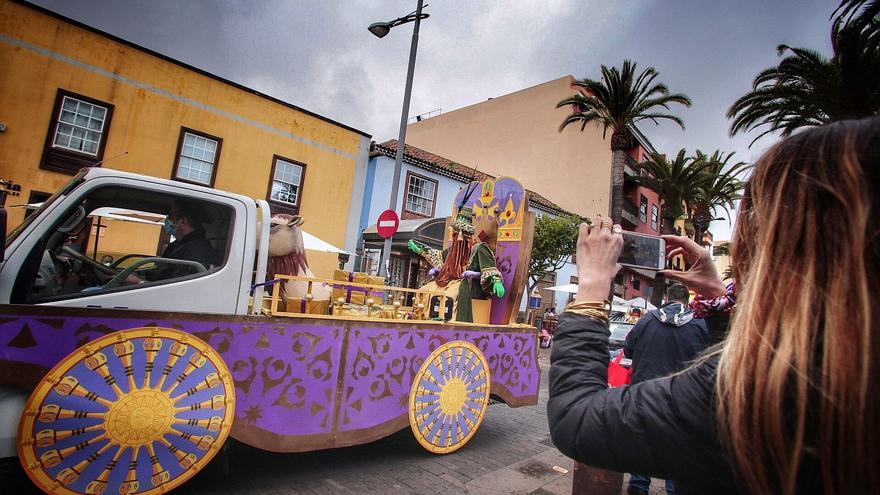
[567,300,611,312]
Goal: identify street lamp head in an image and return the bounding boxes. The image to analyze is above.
[368,22,391,38]
[368,12,429,38]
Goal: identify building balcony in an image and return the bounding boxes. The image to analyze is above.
[623,154,639,180]
[621,199,639,227]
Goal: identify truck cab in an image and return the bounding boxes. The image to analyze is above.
[0,168,271,315]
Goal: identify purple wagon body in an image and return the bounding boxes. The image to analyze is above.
[0,305,540,453]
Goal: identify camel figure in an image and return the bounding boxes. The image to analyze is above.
[266,214,332,302]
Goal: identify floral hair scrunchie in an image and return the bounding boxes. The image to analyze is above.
[689,281,736,318]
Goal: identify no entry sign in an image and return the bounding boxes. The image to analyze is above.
[377,209,400,239]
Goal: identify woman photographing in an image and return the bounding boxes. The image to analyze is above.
[547,118,879,494]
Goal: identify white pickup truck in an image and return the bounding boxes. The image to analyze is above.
[1,167,274,314]
[0,169,539,495]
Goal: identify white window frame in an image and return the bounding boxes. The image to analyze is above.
[404,172,437,217]
[175,130,220,186]
[52,96,109,156]
[269,157,305,207]
[651,204,659,231]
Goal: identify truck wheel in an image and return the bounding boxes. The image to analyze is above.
[17,327,235,495]
[408,341,490,454]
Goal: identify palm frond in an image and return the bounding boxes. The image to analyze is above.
[559,60,691,140]
[728,10,880,144]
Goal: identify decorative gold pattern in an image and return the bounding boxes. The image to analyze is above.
[105,390,174,447]
[17,327,235,495]
[408,341,490,454]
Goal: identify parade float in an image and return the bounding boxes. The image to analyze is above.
[0,169,538,494]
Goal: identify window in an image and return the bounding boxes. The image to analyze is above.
[267,156,306,213]
[13,186,232,304]
[403,172,437,218]
[651,204,659,231]
[41,90,114,174]
[172,128,222,187]
[639,194,648,224]
[632,278,641,290]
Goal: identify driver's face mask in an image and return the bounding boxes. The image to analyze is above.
[163,216,178,236]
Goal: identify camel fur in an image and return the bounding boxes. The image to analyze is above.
[267,214,331,301]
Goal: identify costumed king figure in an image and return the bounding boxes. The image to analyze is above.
[408,205,504,323]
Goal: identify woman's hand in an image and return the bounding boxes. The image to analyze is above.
[575,215,623,303]
[661,235,726,298]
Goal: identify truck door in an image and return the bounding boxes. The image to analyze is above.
[1,177,252,314]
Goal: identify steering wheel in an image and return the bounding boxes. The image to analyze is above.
[61,246,119,279]
[110,253,153,269]
[103,257,208,289]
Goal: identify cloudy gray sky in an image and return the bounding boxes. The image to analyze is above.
[30,0,838,239]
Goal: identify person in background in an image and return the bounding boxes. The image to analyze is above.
[623,283,708,495]
[625,307,642,323]
[539,307,559,348]
[100,254,114,266]
[548,118,879,494]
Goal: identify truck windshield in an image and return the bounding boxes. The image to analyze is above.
[5,170,86,246]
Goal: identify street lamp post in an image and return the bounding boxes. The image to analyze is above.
[369,0,428,280]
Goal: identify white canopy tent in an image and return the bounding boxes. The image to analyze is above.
[626,296,657,311]
[300,230,347,254]
[544,283,577,294]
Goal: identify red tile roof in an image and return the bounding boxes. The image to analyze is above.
[374,140,572,217]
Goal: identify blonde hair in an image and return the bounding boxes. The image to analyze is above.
[718,118,879,493]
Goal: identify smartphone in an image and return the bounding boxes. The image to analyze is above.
[618,231,666,271]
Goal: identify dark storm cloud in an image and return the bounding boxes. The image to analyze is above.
[27,0,837,237]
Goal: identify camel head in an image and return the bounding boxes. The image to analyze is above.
[268,214,305,257]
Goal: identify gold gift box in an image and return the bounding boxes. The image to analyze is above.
[284,297,331,315]
[335,303,406,319]
[331,269,385,305]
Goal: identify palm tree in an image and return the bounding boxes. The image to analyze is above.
[557,61,691,223]
[728,1,880,144]
[633,150,713,234]
[688,151,750,244]
[632,150,714,305]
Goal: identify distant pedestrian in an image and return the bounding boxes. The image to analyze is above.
[623,283,708,494]
[540,307,558,348]
[624,307,642,323]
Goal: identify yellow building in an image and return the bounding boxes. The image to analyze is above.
[0,0,371,278]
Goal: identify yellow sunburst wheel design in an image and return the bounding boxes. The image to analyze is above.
[408,341,491,454]
[17,327,235,495]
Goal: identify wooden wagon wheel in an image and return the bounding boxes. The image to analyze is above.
[17,327,235,495]
[408,341,490,454]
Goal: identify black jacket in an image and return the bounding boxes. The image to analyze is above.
[162,229,217,268]
[548,312,741,495]
[624,302,708,383]
[149,229,217,280]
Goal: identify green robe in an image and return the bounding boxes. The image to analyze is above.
[455,242,503,323]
